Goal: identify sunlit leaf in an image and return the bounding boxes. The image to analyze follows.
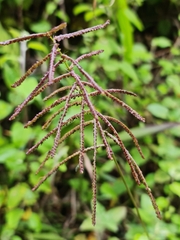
[80,202,127,233]
[28,212,42,232]
[147,103,169,119]
[7,183,29,208]
[28,41,48,53]
[73,4,91,15]
[46,2,57,15]
[33,233,65,240]
[169,182,180,197]
[152,37,172,48]
[0,100,13,120]
[125,8,143,31]
[30,20,51,33]
[11,122,33,148]
[119,61,138,81]
[6,208,24,229]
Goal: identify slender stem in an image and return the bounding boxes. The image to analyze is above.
[113,154,152,240]
[0,23,67,46]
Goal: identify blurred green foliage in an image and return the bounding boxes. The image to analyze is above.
[0,0,180,239]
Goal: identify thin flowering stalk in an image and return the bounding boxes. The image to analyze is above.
[62,110,91,127]
[9,59,64,121]
[27,113,92,155]
[105,116,144,159]
[9,73,48,120]
[54,20,110,42]
[47,72,71,86]
[32,144,104,191]
[50,82,78,157]
[92,119,98,225]
[63,54,103,93]
[105,89,137,97]
[69,50,104,69]
[81,81,137,97]
[58,120,93,146]
[12,53,51,88]
[24,92,81,127]
[0,33,48,46]
[99,113,147,196]
[96,112,131,160]
[104,91,145,122]
[48,43,58,84]
[105,131,141,186]
[46,23,67,36]
[42,101,85,130]
[79,99,85,173]
[96,120,113,160]
[25,89,92,127]
[26,127,58,154]
[39,87,136,126]
[43,86,72,101]
[75,50,104,62]
[36,151,52,174]
[70,71,99,120]
[129,155,162,219]
[0,23,67,46]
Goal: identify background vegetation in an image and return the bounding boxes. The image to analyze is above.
[0,0,180,239]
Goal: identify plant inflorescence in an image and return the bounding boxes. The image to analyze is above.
[0,20,161,224]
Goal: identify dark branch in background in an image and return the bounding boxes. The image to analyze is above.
[0,20,161,223]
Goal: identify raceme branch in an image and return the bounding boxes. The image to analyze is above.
[0,20,161,224]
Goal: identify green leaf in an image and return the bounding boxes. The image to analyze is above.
[103,59,123,72]
[158,59,174,75]
[73,4,91,15]
[33,233,65,240]
[100,177,133,199]
[0,55,19,66]
[30,20,51,33]
[0,145,25,165]
[6,208,24,229]
[15,76,42,102]
[132,43,153,63]
[3,63,20,88]
[11,122,33,148]
[0,188,6,207]
[7,183,29,208]
[119,61,138,81]
[85,9,105,21]
[55,10,69,22]
[0,100,13,120]
[154,170,171,183]
[12,236,22,240]
[28,41,48,53]
[125,8,143,31]
[152,37,172,48]
[28,212,42,232]
[46,2,57,15]
[169,182,180,197]
[29,173,51,193]
[80,202,127,233]
[106,206,127,232]
[139,194,158,223]
[99,160,115,173]
[113,0,133,61]
[147,103,169,119]
[156,196,169,210]
[0,23,11,43]
[108,238,119,240]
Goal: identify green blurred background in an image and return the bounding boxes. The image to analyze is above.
[0,0,180,239]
